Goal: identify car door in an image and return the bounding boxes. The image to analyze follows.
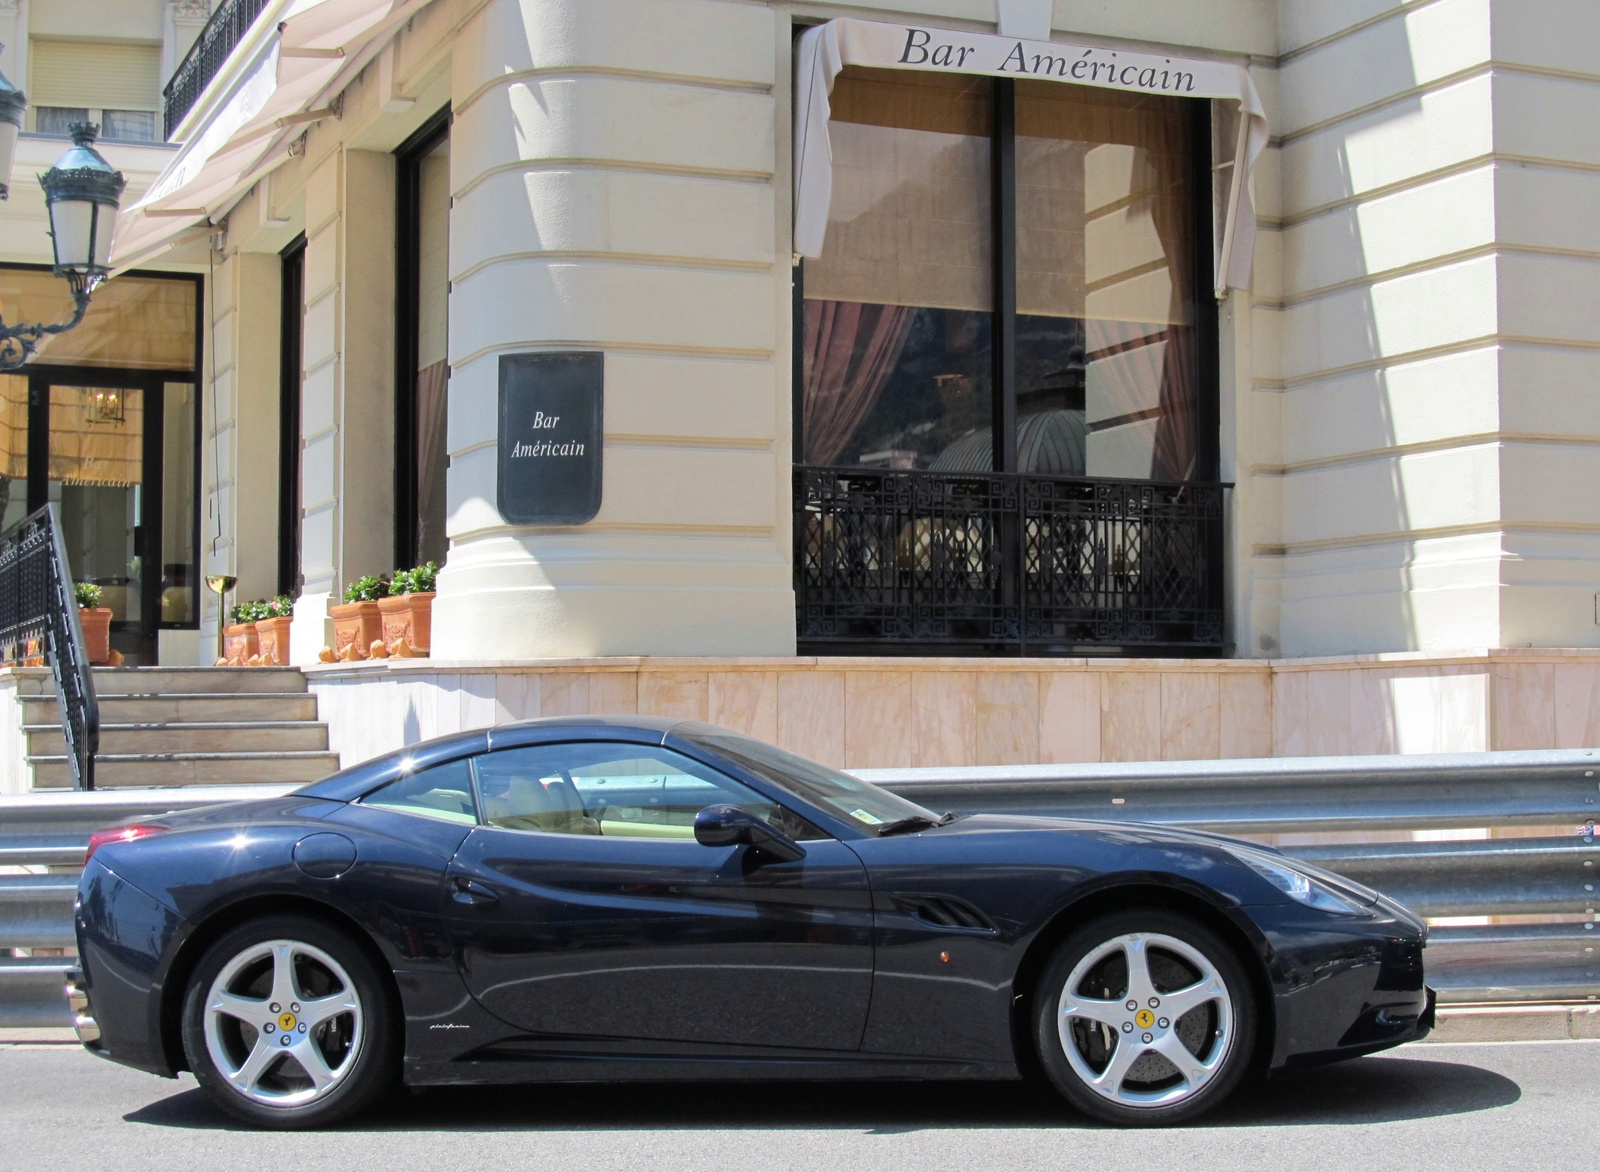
[444,739,876,1052]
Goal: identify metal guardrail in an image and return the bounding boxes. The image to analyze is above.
[0,507,100,790]
[2,750,1597,1026]
[864,748,1600,1005]
[0,787,294,1026]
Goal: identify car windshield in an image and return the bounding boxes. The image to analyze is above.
[681,729,939,832]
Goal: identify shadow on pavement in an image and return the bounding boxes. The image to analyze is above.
[124,1053,1519,1133]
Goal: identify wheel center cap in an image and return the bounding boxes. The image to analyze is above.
[1134,1009,1156,1029]
[278,1012,298,1032]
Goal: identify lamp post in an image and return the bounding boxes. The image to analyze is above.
[0,60,126,370]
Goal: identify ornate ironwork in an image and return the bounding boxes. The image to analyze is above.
[795,467,1226,654]
[0,507,99,789]
[163,0,271,140]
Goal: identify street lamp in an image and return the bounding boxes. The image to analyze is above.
[0,59,126,370]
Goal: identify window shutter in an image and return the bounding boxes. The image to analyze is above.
[29,40,162,112]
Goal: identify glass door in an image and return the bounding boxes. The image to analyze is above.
[21,372,194,665]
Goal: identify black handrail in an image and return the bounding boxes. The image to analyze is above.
[163,0,273,140]
[0,507,99,790]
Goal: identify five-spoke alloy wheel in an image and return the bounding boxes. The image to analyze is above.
[182,916,397,1128]
[1035,910,1257,1126]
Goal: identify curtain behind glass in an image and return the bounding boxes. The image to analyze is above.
[802,68,992,469]
[0,270,196,370]
[1015,82,1195,481]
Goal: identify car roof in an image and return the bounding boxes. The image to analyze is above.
[295,715,689,801]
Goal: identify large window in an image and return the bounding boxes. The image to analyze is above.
[28,39,161,142]
[799,68,1211,480]
[793,68,1223,656]
[395,110,452,570]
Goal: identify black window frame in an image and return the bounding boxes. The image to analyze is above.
[278,232,306,597]
[393,105,452,571]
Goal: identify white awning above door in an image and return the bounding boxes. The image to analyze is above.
[111,0,434,270]
[793,19,1270,297]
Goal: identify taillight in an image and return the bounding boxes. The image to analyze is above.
[85,823,167,863]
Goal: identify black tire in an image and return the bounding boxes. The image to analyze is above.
[1033,909,1257,1127]
[181,914,399,1129]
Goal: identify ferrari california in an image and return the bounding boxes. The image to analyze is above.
[69,716,1434,1129]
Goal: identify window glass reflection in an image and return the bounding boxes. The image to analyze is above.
[801,68,993,470]
[1016,82,1196,481]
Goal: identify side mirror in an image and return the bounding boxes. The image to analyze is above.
[693,804,806,864]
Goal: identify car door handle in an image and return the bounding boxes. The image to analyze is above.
[451,877,500,906]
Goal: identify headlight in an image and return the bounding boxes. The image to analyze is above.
[1228,848,1372,917]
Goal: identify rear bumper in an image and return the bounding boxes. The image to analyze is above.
[74,860,186,1078]
[63,967,103,1050]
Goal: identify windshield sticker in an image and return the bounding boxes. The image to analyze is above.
[850,809,885,824]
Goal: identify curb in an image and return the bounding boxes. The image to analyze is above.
[1421,1003,1600,1043]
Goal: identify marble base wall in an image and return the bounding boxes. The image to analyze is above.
[304,650,1600,771]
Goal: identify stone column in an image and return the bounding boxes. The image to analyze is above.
[434,0,792,657]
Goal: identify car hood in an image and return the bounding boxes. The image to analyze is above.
[922,812,1384,907]
[931,811,1263,849]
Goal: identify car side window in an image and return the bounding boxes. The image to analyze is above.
[364,758,478,824]
[472,743,825,841]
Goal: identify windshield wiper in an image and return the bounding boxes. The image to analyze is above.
[876,811,957,837]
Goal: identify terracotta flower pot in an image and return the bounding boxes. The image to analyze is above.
[377,591,433,655]
[254,616,293,665]
[329,601,383,660]
[78,607,113,666]
[223,623,259,665]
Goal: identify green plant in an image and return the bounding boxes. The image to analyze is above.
[266,595,295,618]
[74,581,101,609]
[342,575,390,604]
[229,599,272,624]
[389,561,438,596]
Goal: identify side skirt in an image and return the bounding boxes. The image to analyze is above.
[405,1050,1019,1086]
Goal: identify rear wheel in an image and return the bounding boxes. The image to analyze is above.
[181,915,397,1128]
[1034,909,1257,1126]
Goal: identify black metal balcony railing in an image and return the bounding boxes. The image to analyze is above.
[163,0,273,140]
[0,507,99,789]
[794,467,1227,654]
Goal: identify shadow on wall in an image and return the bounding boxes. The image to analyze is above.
[1276,10,1437,657]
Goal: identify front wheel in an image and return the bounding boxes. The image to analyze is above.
[1034,909,1257,1126]
[181,915,398,1128]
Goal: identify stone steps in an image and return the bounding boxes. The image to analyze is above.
[88,667,308,696]
[19,665,337,791]
[24,721,329,757]
[30,750,341,789]
[20,693,320,723]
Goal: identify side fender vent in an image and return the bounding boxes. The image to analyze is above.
[894,894,998,933]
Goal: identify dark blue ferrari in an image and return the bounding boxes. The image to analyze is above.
[69,717,1434,1129]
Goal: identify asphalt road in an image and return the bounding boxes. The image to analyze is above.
[0,1039,1593,1171]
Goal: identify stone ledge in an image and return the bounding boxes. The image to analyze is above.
[1422,1002,1600,1043]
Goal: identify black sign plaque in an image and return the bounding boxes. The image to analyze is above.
[497,351,603,525]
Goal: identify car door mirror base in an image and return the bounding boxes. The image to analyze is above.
[693,804,807,863]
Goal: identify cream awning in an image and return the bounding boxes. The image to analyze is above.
[794,19,1270,297]
[111,0,434,270]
